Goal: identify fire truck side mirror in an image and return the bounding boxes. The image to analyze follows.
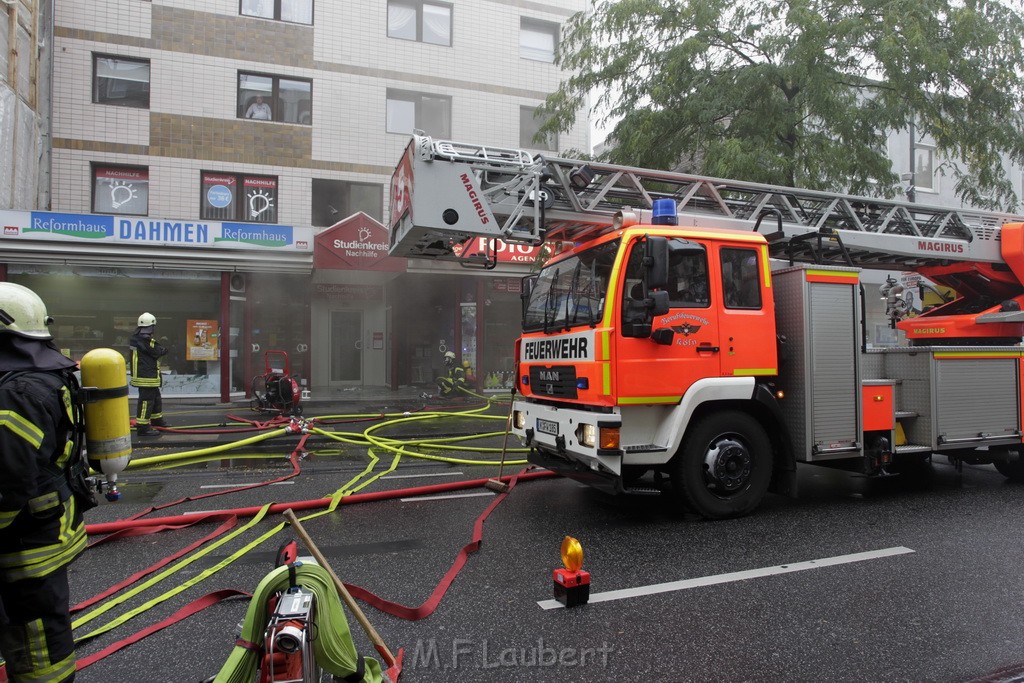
[650,290,670,316]
[645,236,670,290]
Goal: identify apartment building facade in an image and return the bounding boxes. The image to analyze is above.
[1,0,588,399]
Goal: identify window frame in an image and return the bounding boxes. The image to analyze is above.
[92,53,151,109]
[92,163,150,217]
[199,170,280,224]
[239,0,314,25]
[914,143,937,194]
[385,88,452,138]
[519,105,557,152]
[237,71,313,125]
[311,179,384,226]
[519,17,559,63]
[387,0,452,46]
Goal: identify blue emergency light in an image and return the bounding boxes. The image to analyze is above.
[652,198,678,225]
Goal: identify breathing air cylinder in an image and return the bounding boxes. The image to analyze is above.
[80,348,133,501]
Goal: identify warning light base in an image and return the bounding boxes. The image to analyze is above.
[552,568,591,607]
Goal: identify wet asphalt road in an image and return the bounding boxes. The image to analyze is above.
[67,399,1024,683]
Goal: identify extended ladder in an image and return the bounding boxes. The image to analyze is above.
[388,134,1024,270]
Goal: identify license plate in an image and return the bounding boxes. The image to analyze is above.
[536,418,559,436]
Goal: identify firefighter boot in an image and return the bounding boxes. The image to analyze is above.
[136,424,160,437]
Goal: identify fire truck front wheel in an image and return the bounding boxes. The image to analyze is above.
[671,410,772,519]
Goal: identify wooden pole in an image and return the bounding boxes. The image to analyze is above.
[282,508,396,665]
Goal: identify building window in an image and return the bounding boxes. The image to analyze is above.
[93,165,149,216]
[386,89,451,138]
[241,0,313,24]
[93,55,150,108]
[387,0,452,46]
[520,18,558,62]
[201,171,279,224]
[914,144,936,193]
[519,106,557,151]
[238,72,312,125]
[312,179,383,226]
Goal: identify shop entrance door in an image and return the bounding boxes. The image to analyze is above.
[330,310,363,383]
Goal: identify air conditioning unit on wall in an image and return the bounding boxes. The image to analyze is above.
[229,273,246,293]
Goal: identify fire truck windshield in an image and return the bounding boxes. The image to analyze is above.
[522,240,620,332]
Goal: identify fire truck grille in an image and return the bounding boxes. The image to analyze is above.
[528,366,578,399]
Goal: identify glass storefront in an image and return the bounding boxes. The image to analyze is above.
[246,273,311,392]
[481,278,522,392]
[9,265,222,394]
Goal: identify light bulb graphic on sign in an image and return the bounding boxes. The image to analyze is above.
[109,181,138,209]
[248,189,275,218]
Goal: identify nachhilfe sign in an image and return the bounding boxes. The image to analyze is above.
[520,331,595,362]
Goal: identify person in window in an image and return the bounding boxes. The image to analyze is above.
[245,95,272,120]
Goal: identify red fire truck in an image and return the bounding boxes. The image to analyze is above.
[389,134,1024,519]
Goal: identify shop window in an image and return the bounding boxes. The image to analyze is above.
[241,0,313,24]
[520,18,558,62]
[386,89,451,138]
[93,54,150,109]
[387,0,452,46]
[93,164,149,216]
[519,106,557,151]
[238,72,312,125]
[720,247,762,309]
[201,171,279,224]
[311,179,383,226]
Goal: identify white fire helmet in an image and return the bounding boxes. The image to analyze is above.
[0,282,54,340]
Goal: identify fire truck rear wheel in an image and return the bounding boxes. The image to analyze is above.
[671,410,772,519]
[993,447,1024,481]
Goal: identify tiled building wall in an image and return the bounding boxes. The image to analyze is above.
[51,0,589,227]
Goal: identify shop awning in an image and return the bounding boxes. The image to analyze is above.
[1,240,313,273]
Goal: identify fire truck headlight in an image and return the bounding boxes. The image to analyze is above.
[578,424,597,447]
[513,410,525,430]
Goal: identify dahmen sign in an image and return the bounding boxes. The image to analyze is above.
[313,212,406,272]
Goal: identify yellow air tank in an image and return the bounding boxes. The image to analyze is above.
[80,348,132,501]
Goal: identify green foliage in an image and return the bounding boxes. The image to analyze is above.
[539,0,1024,210]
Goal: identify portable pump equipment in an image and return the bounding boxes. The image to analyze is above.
[389,133,1024,519]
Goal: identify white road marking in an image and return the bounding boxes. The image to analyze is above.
[538,546,915,610]
[199,482,295,489]
[383,471,465,480]
[400,491,497,503]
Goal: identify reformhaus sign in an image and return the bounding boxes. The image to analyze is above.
[0,210,313,251]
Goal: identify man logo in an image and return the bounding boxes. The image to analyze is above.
[670,323,702,336]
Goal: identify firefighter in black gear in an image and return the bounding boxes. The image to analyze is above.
[435,351,467,399]
[129,312,167,437]
[0,282,96,683]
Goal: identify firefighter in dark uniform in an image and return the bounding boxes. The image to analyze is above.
[436,351,467,399]
[129,312,167,436]
[0,282,96,683]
